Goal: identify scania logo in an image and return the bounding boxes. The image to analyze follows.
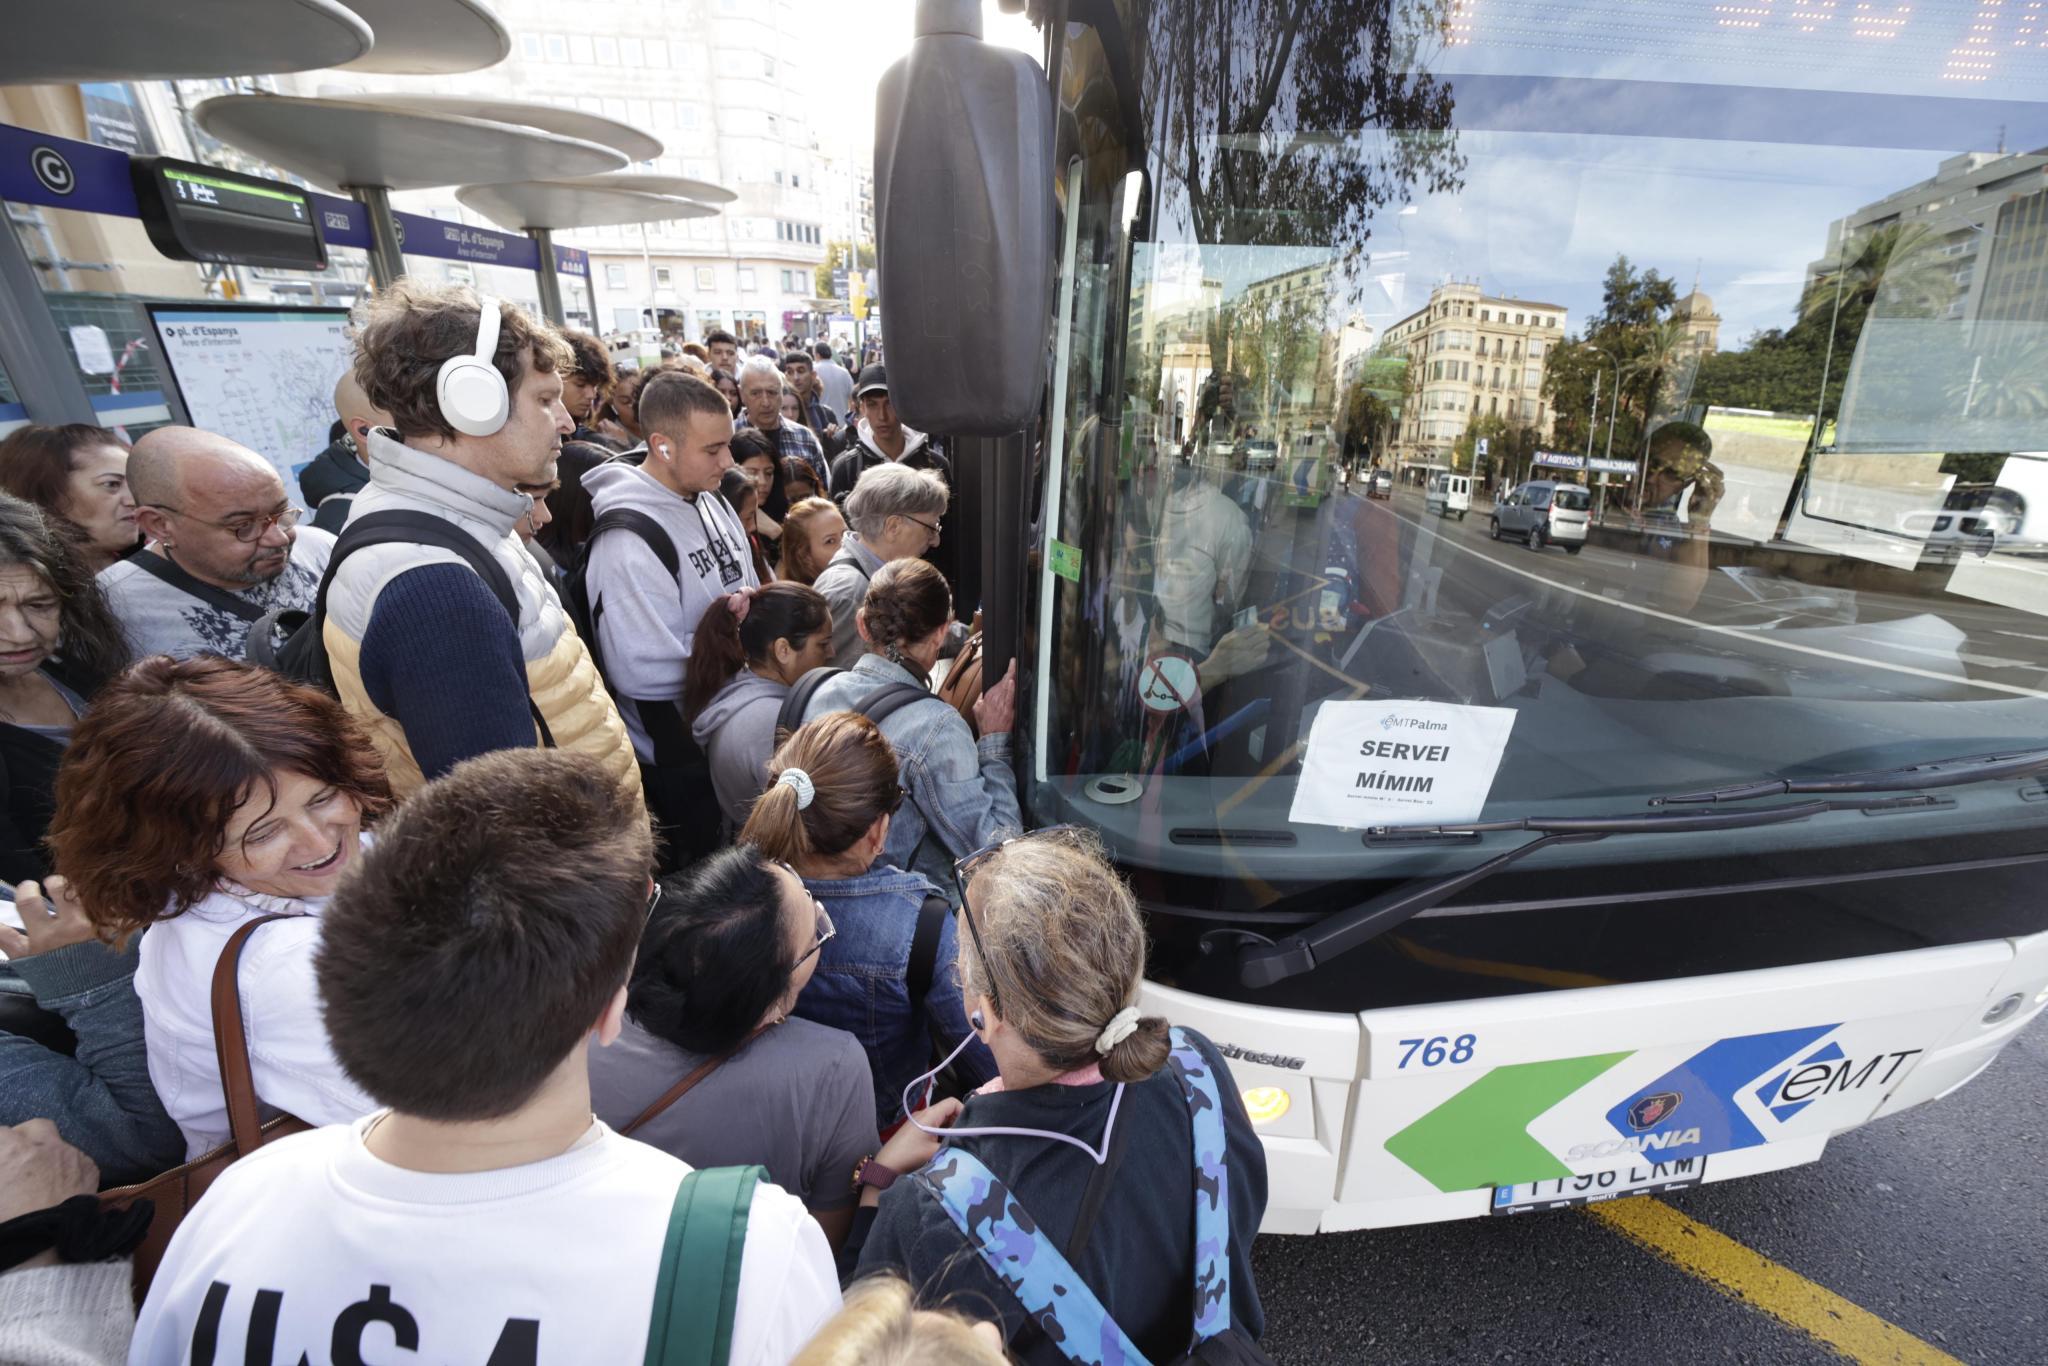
[1626,1091,1682,1130]
[1567,1127,1702,1161]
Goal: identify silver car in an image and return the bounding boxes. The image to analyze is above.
[1491,480,1590,553]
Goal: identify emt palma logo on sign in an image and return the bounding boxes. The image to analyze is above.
[1290,700,1516,827]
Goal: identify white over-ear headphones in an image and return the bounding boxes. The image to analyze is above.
[436,294,509,437]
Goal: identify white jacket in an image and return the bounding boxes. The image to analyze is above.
[134,864,377,1159]
[1154,478,1253,651]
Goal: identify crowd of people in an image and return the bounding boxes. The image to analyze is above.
[0,283,1272,1365]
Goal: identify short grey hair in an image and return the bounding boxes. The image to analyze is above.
[737,355,783,390]
[846,463,949,539]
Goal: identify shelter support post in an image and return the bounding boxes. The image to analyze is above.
[353,185,406,289]
[0,206,100,425]
[529,227,566,325]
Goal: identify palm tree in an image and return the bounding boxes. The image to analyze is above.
[1629,318,1692,442]
[1946,336,2048,421]
[1803,222,1954,322]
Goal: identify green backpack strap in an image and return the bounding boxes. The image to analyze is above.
[643,1164,764,1366]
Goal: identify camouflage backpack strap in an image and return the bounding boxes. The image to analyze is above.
[913,1148,1148,1366]
[1167,1028,1233,1345]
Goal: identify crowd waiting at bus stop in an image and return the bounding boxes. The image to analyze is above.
[0,283,1275,1364]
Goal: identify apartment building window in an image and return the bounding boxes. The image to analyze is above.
[521,34,542,59]
[545,33,568,60]
[774,171,784,187]
[655,267,673,288]
[596,36,618,64]
[1491,396,1499,414]
[606,264,626,288]
[1514,312,1525,324]
[696,267,715,290]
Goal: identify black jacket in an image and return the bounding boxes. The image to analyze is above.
[853,1029,1268,1363]
[299,438,371,535]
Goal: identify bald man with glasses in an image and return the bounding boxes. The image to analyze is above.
[97,425,334,660]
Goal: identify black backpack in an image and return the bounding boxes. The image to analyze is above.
[560,508,696,765]
[246,510,553,744]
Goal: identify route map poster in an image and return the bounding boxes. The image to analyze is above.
[147,304,353,510]
[1290,700,1517,829]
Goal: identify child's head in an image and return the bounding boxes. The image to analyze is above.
[318,749,654,1120]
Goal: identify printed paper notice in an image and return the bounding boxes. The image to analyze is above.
[1288,700,1517,829]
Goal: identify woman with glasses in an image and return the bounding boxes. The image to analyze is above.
[589,844,877,1251]
[685,582,833,826]
[742,712,997,1127]
[846,828,1271,1362]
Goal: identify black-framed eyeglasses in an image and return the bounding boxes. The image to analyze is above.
[950,825,1080,1018]
[899,512,941,540]
[146,502,300,543]
[889,784,910,815]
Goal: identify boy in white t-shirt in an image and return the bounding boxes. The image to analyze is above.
[128,749,841,1365]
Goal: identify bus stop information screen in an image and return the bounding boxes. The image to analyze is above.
[146,305,353,511]
[131,156,326,271]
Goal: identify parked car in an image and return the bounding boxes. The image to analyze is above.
[1366,468,1394,499]
[1492,479,1589,552]
[1425,472,1471,519]
[1243,438,1280,473]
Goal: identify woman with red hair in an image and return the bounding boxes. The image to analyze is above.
[48,656,394,1157]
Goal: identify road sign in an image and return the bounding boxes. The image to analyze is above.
[1476,437,1489,456]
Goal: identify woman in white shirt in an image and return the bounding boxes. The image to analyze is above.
[47,654,392,1157]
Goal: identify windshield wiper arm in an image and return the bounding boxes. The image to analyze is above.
[1651,746,2048,806]
[1235,797,1937,990]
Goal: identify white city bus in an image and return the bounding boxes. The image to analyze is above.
[878,0,2048,1231]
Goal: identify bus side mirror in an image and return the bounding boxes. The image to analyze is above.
[874,0,1054,435]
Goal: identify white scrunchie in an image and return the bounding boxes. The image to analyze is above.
[1095,1006,1142,1056]
[776,767,816,810]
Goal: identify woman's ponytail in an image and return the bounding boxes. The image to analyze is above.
[682,593,748,719]
[739,712,900,863]
[1098,1011,1172,1085]
[742,772,814,862]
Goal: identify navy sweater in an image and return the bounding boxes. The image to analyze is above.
[358,563,535,781]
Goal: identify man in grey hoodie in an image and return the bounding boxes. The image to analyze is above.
[581,371,756,858]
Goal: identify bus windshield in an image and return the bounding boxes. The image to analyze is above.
[1028,0,2048,891]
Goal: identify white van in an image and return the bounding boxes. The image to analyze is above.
[1426,472,1471,520]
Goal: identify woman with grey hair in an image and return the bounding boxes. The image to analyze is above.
[814,462,950,668]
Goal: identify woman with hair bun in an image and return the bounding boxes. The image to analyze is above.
[741,712,994,1126]
[845,828,1271,1363]
[686,582,833,826]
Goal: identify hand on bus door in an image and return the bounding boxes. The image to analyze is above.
[1197,623,1274,692]
[974,661,1018,737]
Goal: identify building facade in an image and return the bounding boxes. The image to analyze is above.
[1386,282,1566,467]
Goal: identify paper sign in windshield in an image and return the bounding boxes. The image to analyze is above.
[1289,701,1517,829]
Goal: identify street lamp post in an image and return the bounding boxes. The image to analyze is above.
[1594,346,1624,520]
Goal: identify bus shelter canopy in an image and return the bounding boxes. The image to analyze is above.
[0,0,373,84]
[455,182,719,232]
[322,93,661,164]
[332,0,511,75]
[194,94,628,192]
[566,172,740,206]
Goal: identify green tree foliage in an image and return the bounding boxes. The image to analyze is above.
[813,240,874,300]
[1542,255,1687,461]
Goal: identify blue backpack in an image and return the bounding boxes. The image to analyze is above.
[915,1029,1274,1366]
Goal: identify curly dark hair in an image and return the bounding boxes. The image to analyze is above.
[0,493,129,694]
[351,280,572,443]
[49,656,393,941]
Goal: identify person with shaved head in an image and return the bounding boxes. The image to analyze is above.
[96,426,334,660]
[301,371,393,534]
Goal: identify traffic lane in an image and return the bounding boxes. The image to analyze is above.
[1249,1028,2045,1364]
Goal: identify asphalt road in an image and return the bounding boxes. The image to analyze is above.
[1249,1014,2046,1364]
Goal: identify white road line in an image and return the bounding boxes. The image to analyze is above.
[1389,505,2048,700]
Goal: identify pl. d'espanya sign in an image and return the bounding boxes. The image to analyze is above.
[1289,700,1518,829]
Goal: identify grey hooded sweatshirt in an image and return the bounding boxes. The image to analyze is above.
[582,460,758,762]
[690,668,790,828]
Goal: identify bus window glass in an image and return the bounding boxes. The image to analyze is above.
[1031,0,2048,908]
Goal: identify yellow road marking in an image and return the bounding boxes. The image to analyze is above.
[1587,1197,1965,1365]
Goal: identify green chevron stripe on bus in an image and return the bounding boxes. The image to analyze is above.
[1385,1053,1634,1193]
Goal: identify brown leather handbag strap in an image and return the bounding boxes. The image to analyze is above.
[210,913,292,1156]
[621,1022,774,1137]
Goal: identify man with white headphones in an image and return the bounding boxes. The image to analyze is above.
[319,280,641,803]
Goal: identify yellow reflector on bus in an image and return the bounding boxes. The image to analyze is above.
[1241,1086,1292,1125]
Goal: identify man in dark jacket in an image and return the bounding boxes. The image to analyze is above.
[300,372,391,534]
[828,366,953,496]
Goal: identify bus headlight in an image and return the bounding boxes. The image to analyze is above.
[1241,1086,1292,1125]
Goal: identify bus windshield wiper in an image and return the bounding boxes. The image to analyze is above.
[1651,746,2048,806]
[1235,797,1938,990]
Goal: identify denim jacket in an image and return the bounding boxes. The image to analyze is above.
[0,933,185,1184]
[792,865,998,1124]
[798,655,1022,887]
